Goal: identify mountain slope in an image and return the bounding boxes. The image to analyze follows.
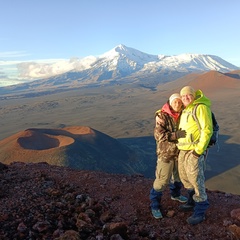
[0,70,240,195]
[0,126,148,176]
[154,70,240,99]
[20,44,239,79]
[0,44,239,97]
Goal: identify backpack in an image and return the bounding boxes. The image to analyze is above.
[192,104,219,150]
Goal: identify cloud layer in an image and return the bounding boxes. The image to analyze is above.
[0,57,97,86]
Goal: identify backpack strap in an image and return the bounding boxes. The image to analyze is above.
[192,103,201,133]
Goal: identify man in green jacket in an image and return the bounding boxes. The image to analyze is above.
[177,86,213,225]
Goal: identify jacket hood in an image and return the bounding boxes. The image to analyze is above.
[161,102,181,121]
[193,90,211,107]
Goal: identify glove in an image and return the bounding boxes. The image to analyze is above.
[175,128,186,139]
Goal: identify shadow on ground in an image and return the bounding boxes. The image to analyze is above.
[118,134,240,181]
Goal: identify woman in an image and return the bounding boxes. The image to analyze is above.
[150,93,187,219]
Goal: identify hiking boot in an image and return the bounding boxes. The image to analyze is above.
[151,209,163,219]
[179,203,195,212]
[171,195,188,203]
[187,215,205,225]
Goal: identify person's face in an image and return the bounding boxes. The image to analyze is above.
[171,98,183,112]
[181,94,195,107]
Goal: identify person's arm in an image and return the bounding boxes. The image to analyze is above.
[154,113,186,142]
[194,105,213,155]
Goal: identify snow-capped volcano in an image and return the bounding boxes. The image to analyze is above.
[15,44,239,81]
[87,44,238,77]
[100,44,160,68]
[84,44,160,79]
[0,44,239,95]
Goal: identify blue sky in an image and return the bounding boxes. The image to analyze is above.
[0,0,240,86]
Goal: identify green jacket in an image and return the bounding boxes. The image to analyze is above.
[177,90,213,155]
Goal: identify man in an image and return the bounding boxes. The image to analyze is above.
[177,86,213,225]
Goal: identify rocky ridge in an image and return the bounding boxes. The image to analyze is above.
[0,162,240,240]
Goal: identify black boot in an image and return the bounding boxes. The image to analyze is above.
[187,200,209,225]
[179,189,195,212]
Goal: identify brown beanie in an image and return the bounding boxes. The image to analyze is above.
[180,86,196,98]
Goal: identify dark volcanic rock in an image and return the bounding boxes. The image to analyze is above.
[0,162,240,239]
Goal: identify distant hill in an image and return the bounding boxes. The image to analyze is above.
[160,70,240,99]
[0,70,240,195]
[0,126,152,176]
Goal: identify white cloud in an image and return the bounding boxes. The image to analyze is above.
[0,56,98,86]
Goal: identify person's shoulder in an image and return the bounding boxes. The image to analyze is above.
[194,104,212,117]
[155,109,161,114]
[155,110,170,120]
[155,109,162,117]
[194,102,210,109]
[156,110,167,117]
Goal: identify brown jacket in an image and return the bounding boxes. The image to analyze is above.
[154,102,181,162]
